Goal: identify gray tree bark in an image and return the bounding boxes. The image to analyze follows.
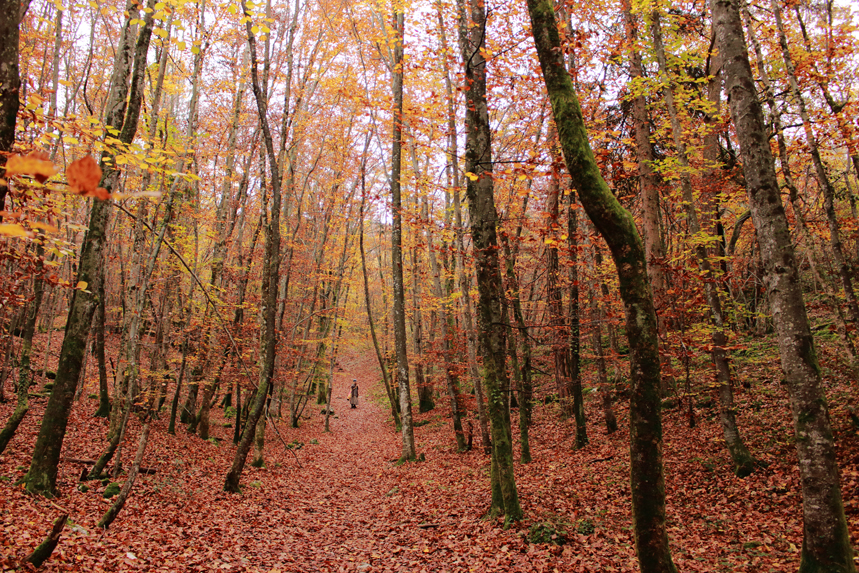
[712,0,855,569]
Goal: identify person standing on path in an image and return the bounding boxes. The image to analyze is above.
[349,380,359,409]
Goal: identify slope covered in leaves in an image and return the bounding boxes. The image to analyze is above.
[1,347,858,572]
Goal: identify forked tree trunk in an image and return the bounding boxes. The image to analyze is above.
[526,1,675,570]
[712,0,855,570]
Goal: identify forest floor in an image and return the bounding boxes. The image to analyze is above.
[1,344,859,572]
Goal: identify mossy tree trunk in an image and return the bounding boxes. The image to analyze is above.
[525,0,676,570]
[458,0,521,522]
[711,0,855,570]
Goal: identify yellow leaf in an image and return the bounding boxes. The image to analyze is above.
[76,281,88,290]
[31,221,59,233]
[465,172,478,181]
[251,25,260,34]
[0,223,32,238]
[176,40,186,50]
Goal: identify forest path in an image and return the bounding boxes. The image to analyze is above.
[272,367,405,571]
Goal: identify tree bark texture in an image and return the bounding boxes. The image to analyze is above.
[459,0,521,522]
[712,0,855,570]
[525,1,676,570]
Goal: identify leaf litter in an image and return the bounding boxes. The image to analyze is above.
[0,348,857,572]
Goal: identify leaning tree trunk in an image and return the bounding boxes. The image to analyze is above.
[525,1,676,570]
[24,0,155,497]
[225,4,281,493]
[458,0,521,523]
[711,0,855,570]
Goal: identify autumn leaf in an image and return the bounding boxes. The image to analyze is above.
[66,156,108,199]
[0,223,33,238]
[5,151,58,183]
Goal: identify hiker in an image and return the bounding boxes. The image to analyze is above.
[349,380,359,408]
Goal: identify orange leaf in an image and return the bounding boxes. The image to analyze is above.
[86,187,111,200]
[66,156,103,197]
[5,152,58,183]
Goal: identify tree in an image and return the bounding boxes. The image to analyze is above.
[224,0,283,493]
[458,0,521,522]
[23,0,156,497]
[711,0,855,569]
[525,0,676,570]
[390,7,416,463]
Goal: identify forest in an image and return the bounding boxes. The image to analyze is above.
[0,0,858,570]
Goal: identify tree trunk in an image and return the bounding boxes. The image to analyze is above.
[24,0,156,497]
[621,0,665,305]
[526,1,675,570]
[390,9,416,463]
[458,0,521,522]
[359,186,400,428]
[225,5,282,492]
[93,280,110,417]
[712,0,855,569]
[98,419,151,529]
[0,0,21,213]
[568,196,587,449]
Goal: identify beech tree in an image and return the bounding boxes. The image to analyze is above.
[525,0,676,570]
[712,0,855,569]
[458,0,521,522]
[23,0,156,497]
